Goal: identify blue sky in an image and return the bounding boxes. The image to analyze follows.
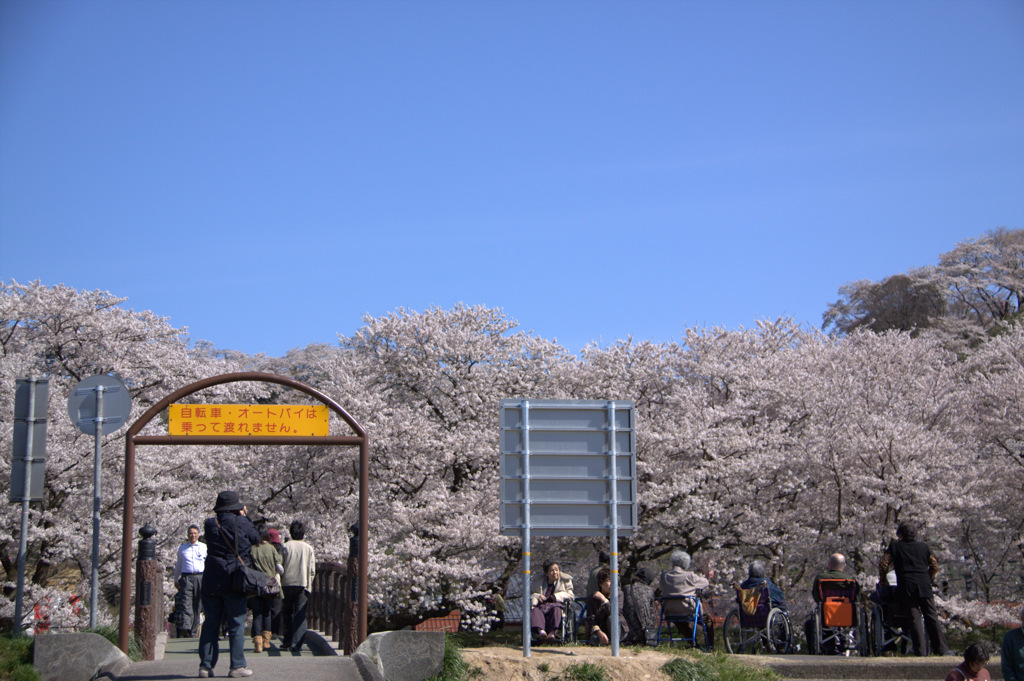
[2,0,1022,357]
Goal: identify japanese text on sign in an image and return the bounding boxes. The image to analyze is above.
[168,404,329,437]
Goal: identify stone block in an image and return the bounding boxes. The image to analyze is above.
[355,630,445,681]
[33,632,131,681]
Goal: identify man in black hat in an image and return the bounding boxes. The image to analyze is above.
[198,490,259,679]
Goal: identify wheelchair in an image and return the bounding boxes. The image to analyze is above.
[866,584,920,656]
[656,594,713,651]
[807,578,868,656]
[557,596,587,643]
[723,581,793,654]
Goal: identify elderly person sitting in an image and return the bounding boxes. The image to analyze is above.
[741,560,787,610]
[658,549,714,647]
[530,560,574,643]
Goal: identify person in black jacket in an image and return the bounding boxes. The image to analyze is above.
[197,490,260,679]
[878,522,949,656]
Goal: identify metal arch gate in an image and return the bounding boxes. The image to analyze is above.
[117,372,369,654]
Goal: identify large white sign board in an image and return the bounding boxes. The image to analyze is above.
[499,399,637,657]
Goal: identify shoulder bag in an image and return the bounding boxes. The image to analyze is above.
[216,517,281,597]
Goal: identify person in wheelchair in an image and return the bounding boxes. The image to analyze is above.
[740,561,787,611]
[868,570,913,654]
[658,549,715,648]
[804,553,860,655]
[530,560,574,644]
[586,567,628,645]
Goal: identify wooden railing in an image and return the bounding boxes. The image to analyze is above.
[309,560,347,644]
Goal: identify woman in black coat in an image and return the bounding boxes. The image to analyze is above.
[197,490,259,678]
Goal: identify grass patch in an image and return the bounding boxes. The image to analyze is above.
[552,661,611,681]
[662,652,779,681]
[429,635,482,681]
[84,625,143,662]
[946,624,1012,652]
[0,635,39,681]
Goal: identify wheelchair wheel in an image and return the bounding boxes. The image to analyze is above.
[808,610,822,655]
[561,600,580,643]
[855,607,869,657]
[696,615,713,652]
[766,608,792,654]
[724,609,744,654]
[869,605,884,656]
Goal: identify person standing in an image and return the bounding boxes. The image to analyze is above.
[248,526,282,653]
[198,491,258,679]
[878,522,949,656]
[173,524,206,638]
[1003,606,1024,681]
[585,551,611,601]
[281,520,316,654]
[266,527,285,641]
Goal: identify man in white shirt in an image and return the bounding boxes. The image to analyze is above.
[281,520,316,654]
[173,524,207,638]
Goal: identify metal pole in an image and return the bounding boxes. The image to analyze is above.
[90,385,105,629]
[608,401,620,657]
[13,378,38,635]
[119,438,136,652]
[359,438,369,645]
[522,400,531,659]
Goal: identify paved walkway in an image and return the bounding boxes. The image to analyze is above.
[746,652,1004,680]
[117,635,366,681]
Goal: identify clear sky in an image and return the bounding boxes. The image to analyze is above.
[2,1,1022,357]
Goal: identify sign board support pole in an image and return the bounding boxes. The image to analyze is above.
[90,386,106,629]
[609,402,620,657]
[521,400,531,658]
[13,378,40,635]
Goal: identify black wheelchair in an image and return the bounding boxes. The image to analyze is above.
[867,583,918,656]
[656,594,713,651]
[723,581,793,654]
[806,578,868,656]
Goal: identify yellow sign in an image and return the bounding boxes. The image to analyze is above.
[168,404,329,437]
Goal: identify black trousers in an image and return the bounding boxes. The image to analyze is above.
[282,586,310,651]
[904,595,948,656]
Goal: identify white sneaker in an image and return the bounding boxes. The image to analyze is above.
[228,668,253,678]
[198,669,213,678]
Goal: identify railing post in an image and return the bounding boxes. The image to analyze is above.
[343,522,360,655]
[134,523,162,660]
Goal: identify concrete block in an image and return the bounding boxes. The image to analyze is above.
[33,632,131,681]
[355,630,445,681]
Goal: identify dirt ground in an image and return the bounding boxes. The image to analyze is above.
[461,644,681,681]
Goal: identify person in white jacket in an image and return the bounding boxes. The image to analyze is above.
[281,520,316,653]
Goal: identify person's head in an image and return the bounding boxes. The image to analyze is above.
[828,553,846,572]
[598,550,611,565]
[596,567,612,595]
[635,567,656,585]
[187,524,200,544]
[213,490,245,514]
[258,525,272,545]
[963,643,990,673]
[897,522,916,542]
[670,549,691,570]
[267,528,282,545]
[543,561,561,583]
[289,520,306,540]
[747,560,766,580]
